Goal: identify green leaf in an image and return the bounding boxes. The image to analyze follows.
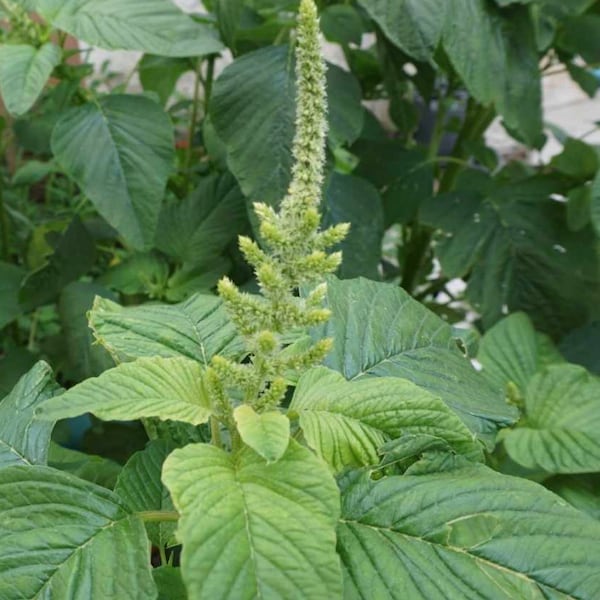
[51,95,175,250]
[316,277,517,444]
[290,367,482,471]
[99,252,170,297]
[0,43,61,116]
[546,473,600,520]
[550,138,598,180]
[422,175,600,337]
[11,159,58,186]
[89,293,244,364]
[378,433,454,469]
[0,465,157,599]
[566,60,600,98]
[115,440,177,547]
[19,217,97,311]
[591,169,600,238]
[502,364,600,474]
[0,346,37,398]
[33,0,223,57]
[478,312,539,394]
[358,0,447,62]
[58,281,115,381]
[320,5,365,46]
[322,173,384,280]
[0,362,61,468]
[0,261,25,329]
[37,357,212,426]
[154,566,187,600]
[558,14,600,64]
[211,45,363,206]
[139,55,191,105]
[156,172,247,264]
[567,184,592,231]
[233,405,290,463]
[48,442,122,489]
[162,441,342,599]
[443,0,543,147]
[560,321,600,376]
[337,464,600,599]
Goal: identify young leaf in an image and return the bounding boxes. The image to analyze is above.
[290,367,483,471]
[501,364,600,474]
[37,357,212,426]
[89,294,244,364]
[0,362,61,468]
[315,277,517,444]
[51,95,175,250]
[233,405,290,463]
[0,43,61,116]
[115,440,177,548]
[337,464,600,599]
[162,441,343,599]
[32,0,224,57]
[0,465,157,599]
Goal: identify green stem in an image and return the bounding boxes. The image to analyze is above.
[184,58,203,186]
[400,227,431,295]
[159,545,168,566]
[203,55,215,115]
[210,416,222,448]
[137,511,180,523]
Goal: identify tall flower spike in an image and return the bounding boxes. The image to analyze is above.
[211,0,349,419]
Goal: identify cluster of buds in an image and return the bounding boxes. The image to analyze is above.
[208,0,349,420]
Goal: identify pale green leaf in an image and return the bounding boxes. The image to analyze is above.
[502,364,600,474]
[37,357,212,425]
[233,405,290,463]
[115,440,177,547]
[33,0,223,57]
[89,294,244,364]
[290,367,483,471]
[0,465,157,599]
[0,43,61,116]
[154,566,187,600]
[51,95,174,250]
[0,362,61,467]
[338,464,600,599]
[162,441,342,599]
[316,277,517,445]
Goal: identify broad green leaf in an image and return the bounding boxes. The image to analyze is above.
[502,364,600,474]
[233,405,290,463]
[99,252,170,297]
[211,45,363,206]
[33,0,223,57]
[51,95,175,250]
[323,173,384,280]
[560,320,600,376]
[162,441,342,599]
[154,566,187,600]
[0,346,37,398]
[138,55,191,105]
[115,440,177,547]
[37,357,212,426]
[320,5,364,46]
[546,474,600,520]
[0,362,61,467]
[550,138,598,180]
[58,281,115,381]
[164,258,229,302]
[19,217,96,311]
[421,175,600,337]
[358,0,447,62]
[89,293,244,364]
[442,0,542,147]
[48,442,122,489]
[558,14,600,64]
[11,159,58,186]
[316,277,517,444]
[0,43,61,116]
[478,312,539,394]
[0,261,25,329]
[290,367,483,471]
[0,465,157,599]
[156,172,247,264]
[338,464,600,599]
[567,184,592,231]
[378,433,454,469]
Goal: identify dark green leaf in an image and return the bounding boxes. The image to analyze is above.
[560,320,600,376]
[139,55,191,105]
[320,5,365,46]
[550,138,598,180]
[0,262,25,329]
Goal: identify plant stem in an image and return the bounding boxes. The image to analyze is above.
[210,416,222,448]
[184,58,203,187]
[159,545,168,566]
[203,55,215,115]
[137,511,180,523]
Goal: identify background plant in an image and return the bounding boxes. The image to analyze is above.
[1,0,600,598]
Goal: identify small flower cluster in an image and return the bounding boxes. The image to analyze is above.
[208,0,348,423]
